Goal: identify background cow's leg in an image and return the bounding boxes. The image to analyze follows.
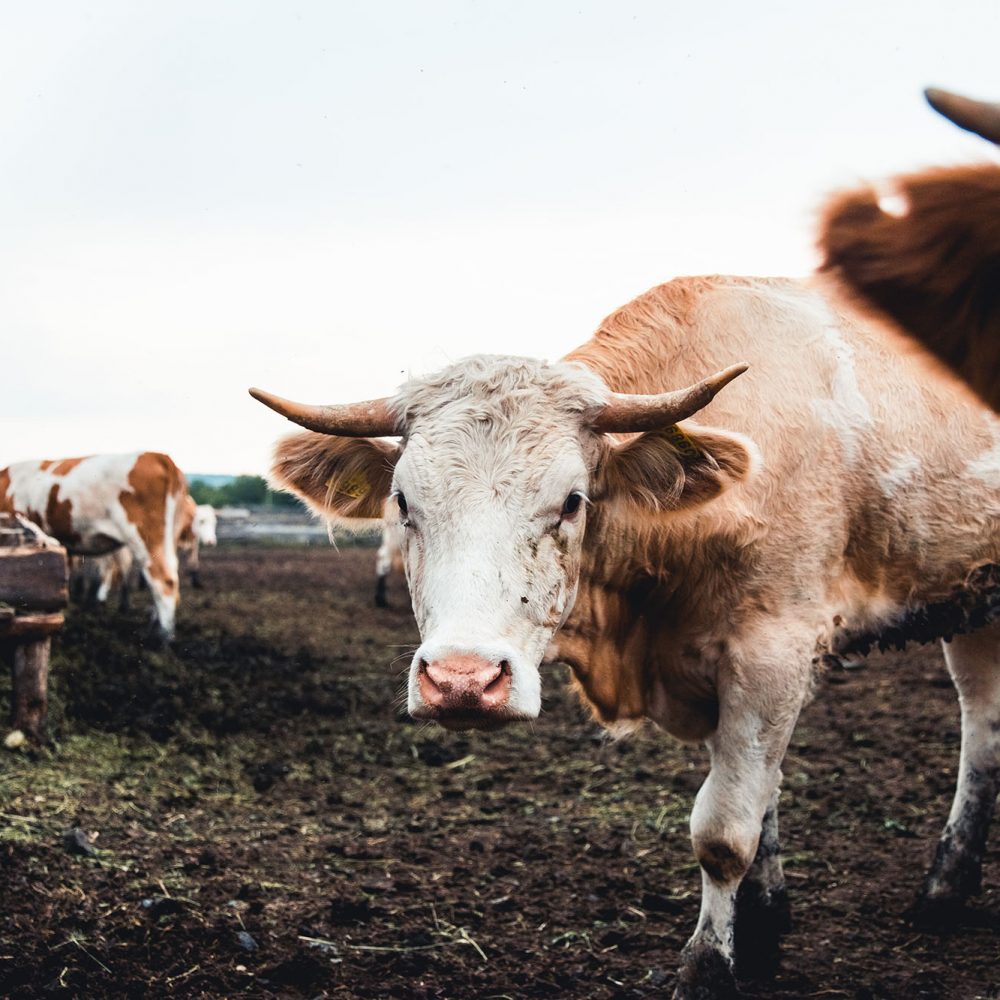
[733,789,790,979]
[187,538,203,589]
[912,627,1000,926]
[94,558,115,606]
[674,688,801,1000]
[374,543,392,608]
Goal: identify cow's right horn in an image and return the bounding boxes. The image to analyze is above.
[249,387,403,436]
[592,363,749,434]
[925,87,1000,145]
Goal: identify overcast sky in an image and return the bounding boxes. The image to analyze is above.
[2,1,998,474]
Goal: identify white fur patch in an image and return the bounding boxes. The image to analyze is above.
[964,438,1000,488]
[874,181,911,219]
[878,453,921,496]
[810,310,874,465]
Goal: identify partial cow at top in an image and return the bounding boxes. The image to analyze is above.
[820,87,1000,410]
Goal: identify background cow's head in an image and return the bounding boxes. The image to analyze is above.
[193,504,218,547]
[253,355,753,730]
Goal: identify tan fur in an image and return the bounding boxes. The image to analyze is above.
[819,163,1000,411]
[175,494,197,547]
[51,457,87,476]
[117,452,185,593]
[44,484,78,544]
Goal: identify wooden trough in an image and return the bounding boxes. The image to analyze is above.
[0,512,68,746]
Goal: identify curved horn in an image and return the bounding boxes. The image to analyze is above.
[925,87,1000,145]
[592,363,749,434]
[249,387,403,437]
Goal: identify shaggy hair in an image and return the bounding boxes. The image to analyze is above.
[391,354,610,433]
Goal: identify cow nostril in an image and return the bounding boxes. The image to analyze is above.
[484,661,511,695]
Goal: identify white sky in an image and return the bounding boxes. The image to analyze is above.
[2,1,998,474]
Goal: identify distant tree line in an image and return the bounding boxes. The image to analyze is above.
[188,475,302,509]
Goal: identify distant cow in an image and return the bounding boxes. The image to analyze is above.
[0,452,188,640]
[374,497,405,608]
[72,498,217,610]
[253,275,1000,998]
[177,498,218,589]
[821,88,1000,410]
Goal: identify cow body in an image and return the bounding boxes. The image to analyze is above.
[0,452,187,639]
[261,275,1000,998]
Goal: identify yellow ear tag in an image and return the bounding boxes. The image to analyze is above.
[663,424,702,459]
[337,470,370,500]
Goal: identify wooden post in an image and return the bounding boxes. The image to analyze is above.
[11,638,51,742]
[0,513,67,746]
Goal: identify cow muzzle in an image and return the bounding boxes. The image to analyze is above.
[410,649,533,730]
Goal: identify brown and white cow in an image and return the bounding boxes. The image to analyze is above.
[0,452,188,640]
[820,88,1000,410]
[253,275,1000,998]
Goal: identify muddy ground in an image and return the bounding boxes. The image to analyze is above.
[0,544,997,999]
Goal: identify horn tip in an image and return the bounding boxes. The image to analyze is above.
[924,87,951,113]
[713,362,750,386]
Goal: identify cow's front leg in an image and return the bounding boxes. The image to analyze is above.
[674,689,801,1000]
[733,790,790,979]
[912,628,1000,926]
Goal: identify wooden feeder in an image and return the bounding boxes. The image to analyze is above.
[0,512,68,745]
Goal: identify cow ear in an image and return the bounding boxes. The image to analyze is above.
[600,423,757,512]
[269,431,400,520]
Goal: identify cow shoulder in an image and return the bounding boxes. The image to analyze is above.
[270,431,400,520]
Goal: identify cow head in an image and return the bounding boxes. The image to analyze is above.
[253,355,753,730]
[193,504,218,546]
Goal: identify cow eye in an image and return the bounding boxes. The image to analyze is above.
[396,492,408,516]
[562,492,583,519]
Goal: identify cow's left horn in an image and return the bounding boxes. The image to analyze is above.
[249,387,403,436]
[925,87,1000,145]
[592,363,749,434]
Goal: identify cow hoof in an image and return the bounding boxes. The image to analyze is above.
[733,883,790,979]
[143,628,173,651]
[673,941,738,1000]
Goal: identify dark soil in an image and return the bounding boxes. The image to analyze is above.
[0,545,998,999]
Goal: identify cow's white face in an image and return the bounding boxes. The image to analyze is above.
[266,354,756,731]
[393,423,598,728]
[381,358,609,729]
[193,504,218,546]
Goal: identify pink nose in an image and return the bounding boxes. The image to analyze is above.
[418,653,513,716]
